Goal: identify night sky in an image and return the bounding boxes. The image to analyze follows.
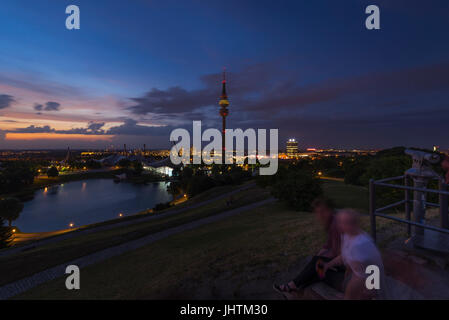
[0,0,448,150]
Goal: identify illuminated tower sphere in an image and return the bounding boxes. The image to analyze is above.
[219,69,229,159]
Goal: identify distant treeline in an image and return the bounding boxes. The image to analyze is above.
[258,147,444,211]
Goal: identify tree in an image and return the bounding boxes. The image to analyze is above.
[47,166,59,177]
[344,158,369,186]
[271,171,323,212]
[118,158,131,169]
[0,161,36,194]
[132,161,143,175]
[167,180,182,198]
[0,198,24,226]
[360,155,412,208]
[0,218,12,249]
[86,159,102,169]
[186,175,216,198]
[153,202,172,211]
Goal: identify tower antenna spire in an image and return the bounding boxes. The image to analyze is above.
[221,67,228,99]
[219,68,230,161]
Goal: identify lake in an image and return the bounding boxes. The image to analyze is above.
[15,179,172,232]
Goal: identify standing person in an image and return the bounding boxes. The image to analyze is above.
[441,154,449,184]
[323,209,387,299]
[273,197,345,296]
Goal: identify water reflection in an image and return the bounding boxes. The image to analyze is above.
[16,179,172,232]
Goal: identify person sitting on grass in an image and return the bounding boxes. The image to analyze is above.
[273,197,345,296]
[323,208,387,299]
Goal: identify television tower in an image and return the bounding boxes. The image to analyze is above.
[219,68,229,160]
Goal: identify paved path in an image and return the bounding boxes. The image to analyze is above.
[0,197,275,299]
[0,183,255,257]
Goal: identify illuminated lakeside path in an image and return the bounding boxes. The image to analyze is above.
[1,182,256,257]
[0,197,275,299]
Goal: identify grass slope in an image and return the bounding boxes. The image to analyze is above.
[16,181,382,299]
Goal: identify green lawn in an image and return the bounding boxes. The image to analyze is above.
[17,202,324,299]
[17,197,400,299]
[11,180,392,299]
[322,180,369,212]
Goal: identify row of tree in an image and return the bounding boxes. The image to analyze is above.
[168,164,252,199]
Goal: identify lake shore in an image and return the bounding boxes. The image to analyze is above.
[2,169,168,202]
[14,178,173,232]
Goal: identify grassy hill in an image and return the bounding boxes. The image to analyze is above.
[11,180,384,299]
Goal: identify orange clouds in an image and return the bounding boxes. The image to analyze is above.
[6,133,114,141]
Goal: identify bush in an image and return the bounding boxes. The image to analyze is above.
[0,219,12,249]
[186,175,216,198]
[343,157,370,186]
[360,155,412,209]
[0,197,24,226]
[132,161,143,175]
[153,202,172,211]
[86,159,102,169]
[47,166,59,177]
[270,169,323,211]
[0,161,36,194]
[118,158,131,169]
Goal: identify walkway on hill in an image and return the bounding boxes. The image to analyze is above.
[0,197,275,299]
[1,182,255,258]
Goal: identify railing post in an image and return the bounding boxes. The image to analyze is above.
[412,177,426,236]
[405,175,411,236]
[369,179,376,242]
[439,180,449,229]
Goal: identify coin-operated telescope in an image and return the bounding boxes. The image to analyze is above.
[405,149,442,235]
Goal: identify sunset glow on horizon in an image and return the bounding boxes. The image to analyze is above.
[0,1,448,150]
[5,133,114,141]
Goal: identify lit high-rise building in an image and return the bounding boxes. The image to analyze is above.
[286,138,299,157]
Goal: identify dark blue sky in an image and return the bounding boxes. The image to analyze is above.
[0,0,448,150]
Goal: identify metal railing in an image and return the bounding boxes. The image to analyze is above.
[369,175,449,242]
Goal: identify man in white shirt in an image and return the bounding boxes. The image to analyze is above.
[323,209,387,299]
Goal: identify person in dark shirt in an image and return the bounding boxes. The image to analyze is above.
[273,197,345,296]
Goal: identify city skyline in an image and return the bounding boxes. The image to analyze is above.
[0,0,448,150]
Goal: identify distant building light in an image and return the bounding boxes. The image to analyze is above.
[286,139,299,157]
